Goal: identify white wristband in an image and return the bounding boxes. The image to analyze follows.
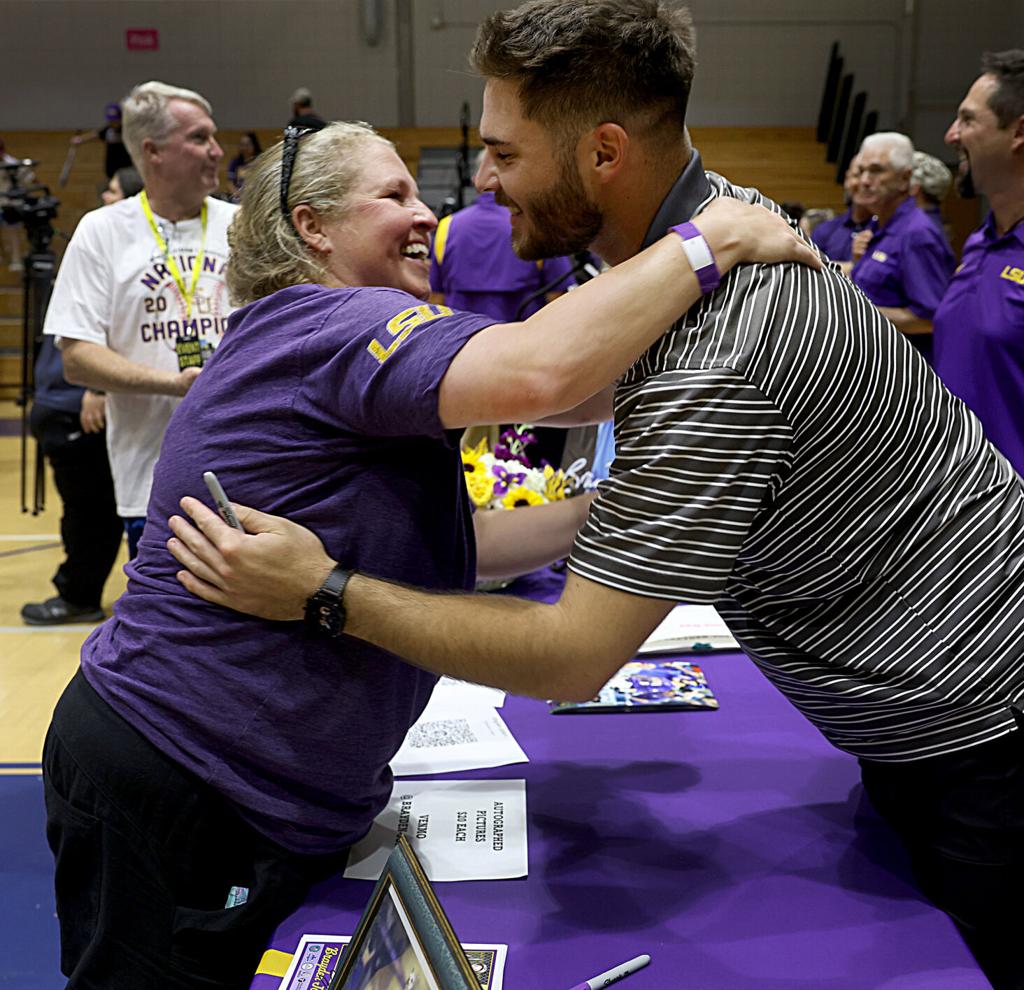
[670,221,721,294]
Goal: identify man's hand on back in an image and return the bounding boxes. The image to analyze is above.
[167,498,335,621]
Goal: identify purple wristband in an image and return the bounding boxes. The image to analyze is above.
[670,221,721,294]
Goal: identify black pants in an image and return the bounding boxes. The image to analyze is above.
[860,726,1024,990]
[30,404,122,607]
[43,671,349,989]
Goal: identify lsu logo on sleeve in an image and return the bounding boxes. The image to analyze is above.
[367,304,453,363]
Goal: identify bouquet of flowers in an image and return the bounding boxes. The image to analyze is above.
[461,425,594,510]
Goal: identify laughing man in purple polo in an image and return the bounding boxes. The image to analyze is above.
[850,132,956,363]
[934,50,1024,479]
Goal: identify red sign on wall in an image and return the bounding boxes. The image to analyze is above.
[126,28,159,51]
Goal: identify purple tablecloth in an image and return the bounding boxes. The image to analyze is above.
[252,566,987,989]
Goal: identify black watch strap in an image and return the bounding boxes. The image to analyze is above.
[304,565,353,638]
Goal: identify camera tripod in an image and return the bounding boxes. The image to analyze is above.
[1,158,61,513]
[17,227,57,514]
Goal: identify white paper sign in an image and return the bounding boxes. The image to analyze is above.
[344,780,527,882]
[425,677,507,714]
[638,604,739,654]
[391,709,528,777]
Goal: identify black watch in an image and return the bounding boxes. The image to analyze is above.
[304,565,353,638]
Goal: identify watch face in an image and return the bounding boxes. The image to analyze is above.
[305,568,351,638]
[315,600,342,636]
[307,593,344,638]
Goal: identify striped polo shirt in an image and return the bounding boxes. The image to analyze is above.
[569,151,1024,761]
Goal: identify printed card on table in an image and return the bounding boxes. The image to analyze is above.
[550,658,719,714]
[344,779,527,882]
[424,677,506,714]
[391,709,528,777]
[279,934,507,990]
[638,604,739,654]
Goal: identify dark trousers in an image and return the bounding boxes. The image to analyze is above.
[43,670,349,989]
[860,726,1024,990]
[122,516,145,559]
[30,404,122,606]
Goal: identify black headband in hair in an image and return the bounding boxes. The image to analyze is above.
[280,125,315,222]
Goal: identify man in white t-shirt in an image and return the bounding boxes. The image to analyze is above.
[44,80,236,572]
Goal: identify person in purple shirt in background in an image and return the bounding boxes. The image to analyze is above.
[849,132,956,363]
[934,50,1024,479]
[911,151,953,239]
[810,153,870,262]
[430,151,577,321]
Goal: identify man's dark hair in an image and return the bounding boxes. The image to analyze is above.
[470,0,696,150]
[980,50,1024,127]
[114,166,144,198]
[290,86,314,110]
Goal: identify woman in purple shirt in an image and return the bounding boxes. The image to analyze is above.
[40,121,815,990]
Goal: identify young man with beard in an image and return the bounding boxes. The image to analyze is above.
[933,51,1024,480]
[168,4,1024,986]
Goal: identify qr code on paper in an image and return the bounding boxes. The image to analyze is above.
[406,718,477,748]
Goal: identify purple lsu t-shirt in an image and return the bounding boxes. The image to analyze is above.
[934,215,1024,478]
[430,192,576,322]
[80,284,494,854]
[850,197,955,318]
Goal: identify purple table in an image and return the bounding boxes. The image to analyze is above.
[252,568,987,989]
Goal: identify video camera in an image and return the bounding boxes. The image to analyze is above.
[1,159,59,253]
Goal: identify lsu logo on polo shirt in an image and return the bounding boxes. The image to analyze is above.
[871,250,888,263]
[999,265,1024,286]
[367,304,453,363]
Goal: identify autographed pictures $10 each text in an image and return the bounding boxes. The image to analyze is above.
[343,780,528,883]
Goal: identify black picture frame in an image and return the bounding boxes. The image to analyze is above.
[328,835,479,990]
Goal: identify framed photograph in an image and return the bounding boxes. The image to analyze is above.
[329,834,479,990]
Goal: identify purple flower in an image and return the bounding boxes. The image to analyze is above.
[492,462,526,496]
[495,425,538,467]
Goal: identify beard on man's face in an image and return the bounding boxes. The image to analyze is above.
[952,143,976,198]
[955,162,977,199]
[499,159,603,261]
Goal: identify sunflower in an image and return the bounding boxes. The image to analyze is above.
[465,472,495,508]
[501,486,545,509]
[542,465,569,501]
[461,437,489,478]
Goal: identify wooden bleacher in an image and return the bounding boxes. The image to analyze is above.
[0,125,870,398]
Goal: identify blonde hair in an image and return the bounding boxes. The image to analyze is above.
[226,121,393,306]
[121,81,213,168]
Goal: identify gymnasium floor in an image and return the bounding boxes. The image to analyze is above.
[0,403,129,987]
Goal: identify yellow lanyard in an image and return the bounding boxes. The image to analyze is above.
[140,191,208,320]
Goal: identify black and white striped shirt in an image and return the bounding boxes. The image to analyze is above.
[569,152,1024,761]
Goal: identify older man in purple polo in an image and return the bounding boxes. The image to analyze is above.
[849,132,955,362]
[934,50,1024,479]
